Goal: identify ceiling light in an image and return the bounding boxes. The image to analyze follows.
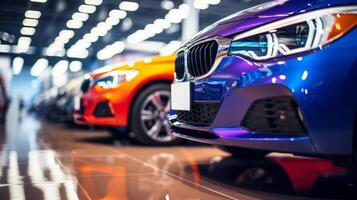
[25,10,42,19]
[161,0,174,10]
[76,39,92,48]
[59,30,75,38]
[0,32,15,43]
[20,27,36,36]
[72,12,89,21]
[127,34,143,44]
[18,37,32,47]
[53,38,66,45]
[43,47,66,57]
[124,3,191,44]
[83,33,99,42]
[47,44,60,50]
[69,61,82,72]
[31,58,49,76]
[97,22,112,32]
[78,4,96,14]
[50,41,65,49]
[30,0,47,3]
[90,26,100,34]
[45,50,59,56]
[13,45,31,53]
[109,9,127,19]
[193,0,209,9]
[13,57,24,75]
[207,0,221,5]
[97,41,125,60]
[0,45,11,53]
[96,28,109,37]
[126,41,165,53]
[121,18,133,31]
[67,48,89,59]
[179,4,190,18]
[145,24,163,34]
[127,30,148,44]
[23,18,39,27]
[69,6,129,55]
[154,19,171,29]
[66,20,83,29]
[105,16,120,26]
[97,22,111,29]
[84,0,103,6]
[119,1,139,11]
[52,60,69,76]
[89,25,108,37]
[82,33,91,40]
[165,9,183,23]
[55,36,70,44]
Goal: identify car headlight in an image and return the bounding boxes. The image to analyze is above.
[229,6,357,60]
[93,70,139,89]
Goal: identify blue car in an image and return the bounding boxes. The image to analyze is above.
[169,0,357,162]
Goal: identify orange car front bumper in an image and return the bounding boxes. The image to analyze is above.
[73,86,133,127]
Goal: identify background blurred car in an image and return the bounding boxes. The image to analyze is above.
[170,0,357,163]
[74,55,180,145]
[31,87,62,121]
[0,75,9,123]
[56,76,85,122]
[31,76,84,122]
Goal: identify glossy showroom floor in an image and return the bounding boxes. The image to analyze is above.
[1,102,357,200]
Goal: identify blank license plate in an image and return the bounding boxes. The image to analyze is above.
[74,95,81,111]
[171,82,192,111]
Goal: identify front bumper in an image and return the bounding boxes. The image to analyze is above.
[73,97,118,126]
[170,84,315,154]
[170,29,357,156]
[73,87,132,127]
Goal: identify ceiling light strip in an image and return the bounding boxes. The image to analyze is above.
[67,2,140,59]
[44,1,104,58]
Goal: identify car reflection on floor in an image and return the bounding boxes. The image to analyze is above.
[68,149,357,199]
[71,151,203,200]
[198,155,356,198]
[0,101,356,200]
[0,149,83,200]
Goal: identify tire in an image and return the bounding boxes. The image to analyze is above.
[130,84,181,146]
[353,113,357,175]
[217,145,270,159]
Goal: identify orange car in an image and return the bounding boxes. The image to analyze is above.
[73,55,180,145]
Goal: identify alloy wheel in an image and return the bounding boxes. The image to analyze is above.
[140,90,175,142]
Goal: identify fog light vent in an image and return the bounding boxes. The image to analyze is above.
[241,97,306,134]
[93,101,114,118]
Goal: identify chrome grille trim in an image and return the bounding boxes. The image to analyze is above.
[175,51,185,80]
[175,36,232,81]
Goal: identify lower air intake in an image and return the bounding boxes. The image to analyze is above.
[241,97,306,134]
[176,102,220,126]
[93,101,114,118]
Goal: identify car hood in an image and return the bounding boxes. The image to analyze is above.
[110,55,175,72]
[90,55,175,79]
[187,0,356,44]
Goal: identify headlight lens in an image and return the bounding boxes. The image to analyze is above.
[93,70,139,89]
[229,6,357,60]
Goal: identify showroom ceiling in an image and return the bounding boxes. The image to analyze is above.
[0,0,268,67]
